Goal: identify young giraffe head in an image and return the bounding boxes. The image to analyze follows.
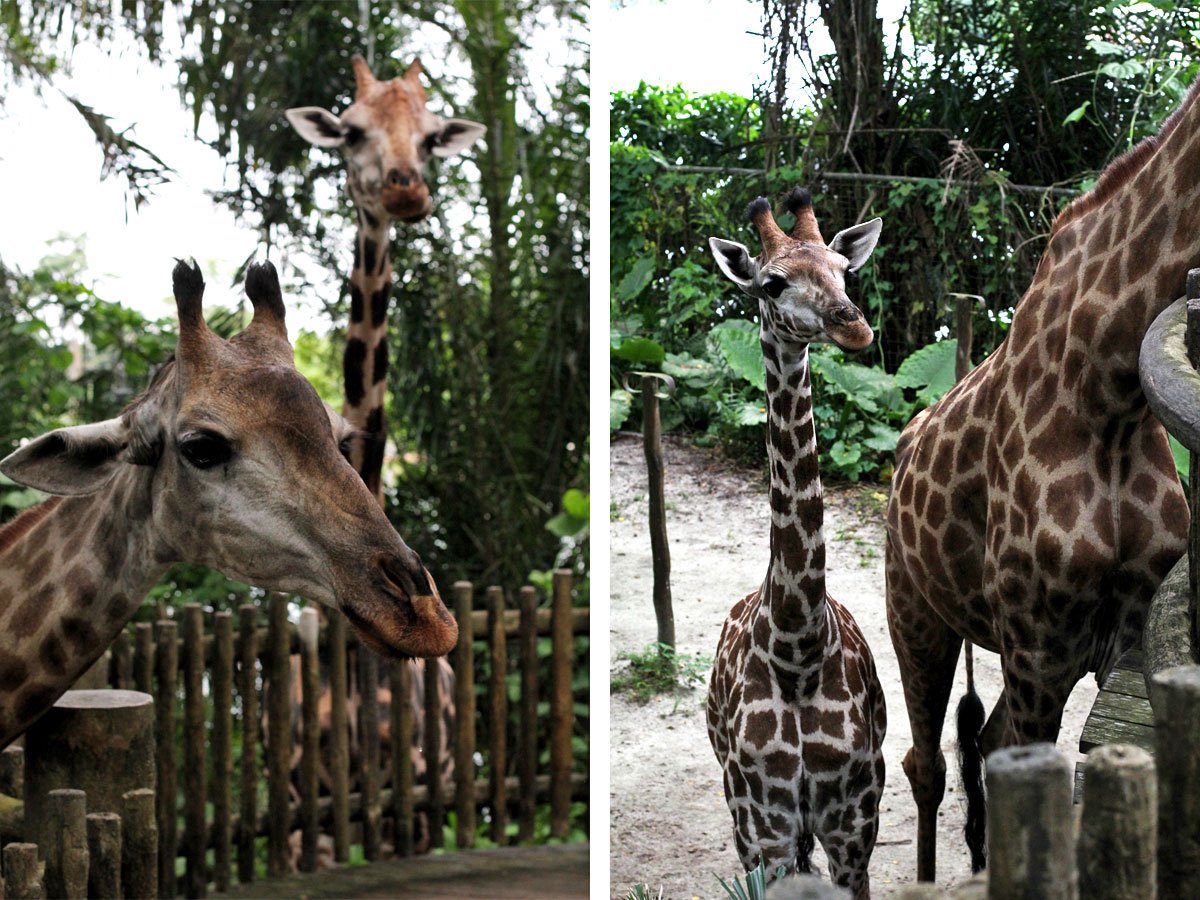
[285,55,486,224]
[709,188,882,351]
[0,260,456,659]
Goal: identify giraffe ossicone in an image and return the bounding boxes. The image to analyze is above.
[706,188,886,900]
[0,258,456,747]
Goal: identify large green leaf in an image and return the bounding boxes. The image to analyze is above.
[896,339,960,404]
[615,254,656,302]
[709,319,764,390]
[610,389,632,430]
[612,336,665,365]
[662,352,717,386]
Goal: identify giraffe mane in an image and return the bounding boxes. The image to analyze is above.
[0,496,63,557]
[1051,78,1200,234]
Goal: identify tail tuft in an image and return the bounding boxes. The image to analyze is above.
[957,687,987,873]
[796,832,815,873]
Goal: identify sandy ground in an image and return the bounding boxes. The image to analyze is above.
[608,433,1098,899]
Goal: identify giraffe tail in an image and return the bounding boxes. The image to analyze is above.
[956,641,987,873]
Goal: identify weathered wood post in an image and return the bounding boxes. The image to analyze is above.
[986,743,1076,899]
[517,585,538,842]
[122,787,157,900]
[182,604,206,899]
[24,690,154,856]
[550,569,574,839]
[1152,665,1200,898]
[389,658,414,858]
[454,581,476,850]
[0,746,23,798]
[45,788,88,899]
[641,374,674,651]
[265,595,290,879]
[155,619,178,899]
[87,811,122,900]
[3,843,41,899]
[327,609,351,863]
[488,585,508,845]
[423,657,444,849]
[357,638,381,860]
[298,607,320,874]
[1077,743,1156,899]
[235,605,258,886]
[211,610,233,893]
[1185,269,1200,651]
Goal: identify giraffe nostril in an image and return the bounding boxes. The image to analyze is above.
[833,305,862,324]
[387,168,420,188]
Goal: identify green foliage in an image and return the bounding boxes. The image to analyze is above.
[716,859,790,900]
[611,643,710,704]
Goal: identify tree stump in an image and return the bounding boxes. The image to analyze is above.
[1152,665,1200,899]
[23,690,154,855]
[1077,744,1156,900]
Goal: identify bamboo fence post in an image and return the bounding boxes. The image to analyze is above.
[517,585,538,842]
[1152,665,1200,898]
[235,605,258,885]
[134,622,154,694]
[3,844,40,900]
[328,609,351,862]
[266,595,290,879]
[298,608,320,873]
[987,743,1076,900]
[211,611,233,892]
[358,640,381,860]
[642,375,674,651]
[46,788,88,900]
[550,569,574,839]
[488,585,508,844]
[1077,743,1156,900]
[424,657,444,849]
[454,582,476,849]
[122,788,157,900]
[390,660,414,857]
[112,630,132,690]
[182,604,206,899]
[155,619,178,899]
[87,811,122,900]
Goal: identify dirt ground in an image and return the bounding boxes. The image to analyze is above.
[608,433,1098,899]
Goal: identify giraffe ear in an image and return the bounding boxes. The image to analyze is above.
[0,418,129,496]
[708,237,757,292]
[429,119,487,157]
[285,107,347,149]
[828,218,883,272]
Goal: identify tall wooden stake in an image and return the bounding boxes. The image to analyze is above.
[642,375,674,651]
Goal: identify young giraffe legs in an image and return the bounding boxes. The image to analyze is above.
[887,566,963,883]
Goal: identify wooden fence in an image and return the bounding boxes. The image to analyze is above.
[3,569,588,898]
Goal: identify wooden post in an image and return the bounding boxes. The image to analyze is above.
[986,743,1076,900]
[550,569,574,839]
[182,604,206,899]
[3,844,41,900]
[235,605,258,885]
[1077,744,1156,900]
[298,608,320,873]
[134,622,154,694]
[211,611,233,893]
[0,747,22,799]
[358,640,381,860]
[327,609,351,863]
[266,595,290,879]
[517,585,538,843]
[45,788,88,900]
[87,811,122,900]
[112,630,133,690]
[155,619,178,899]
[122,788,157,900]
[488,586,508,845]
[642,374,674,651]
[390,660,414,857]
[1187,269,1200,653]
[423,657,444,849]
[454,581,476,849]
[1152,665,1200,898]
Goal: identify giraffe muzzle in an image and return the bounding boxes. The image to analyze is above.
[345,554,458,659]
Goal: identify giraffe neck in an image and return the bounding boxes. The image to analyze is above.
[345,211,394,505]
[0,471,166,745]
[760,323,830,685]
[1011,78,1200,417]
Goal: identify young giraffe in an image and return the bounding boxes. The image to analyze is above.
[887,78,1200,880]
[707,189,887,899]
[0,259,456,748]
[285,55,485,501]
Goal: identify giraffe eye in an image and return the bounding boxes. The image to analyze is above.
[338,437,353,461]
[762,277,787,299]
[179,432,233,470]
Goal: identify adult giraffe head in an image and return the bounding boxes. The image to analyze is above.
[285,55,487,223]
[0,260,456,659]
[708,188,882,351]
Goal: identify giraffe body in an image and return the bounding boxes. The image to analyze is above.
[0,260,456,748]
[886,79,1200,880]
[707,191,886,899]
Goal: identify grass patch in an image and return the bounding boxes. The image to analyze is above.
[611,642,711,703]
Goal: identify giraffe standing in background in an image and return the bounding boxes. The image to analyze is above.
[706,189,886,899]
[886,76,1200,882]
[286,53,483,844]
[0,259,455,748]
